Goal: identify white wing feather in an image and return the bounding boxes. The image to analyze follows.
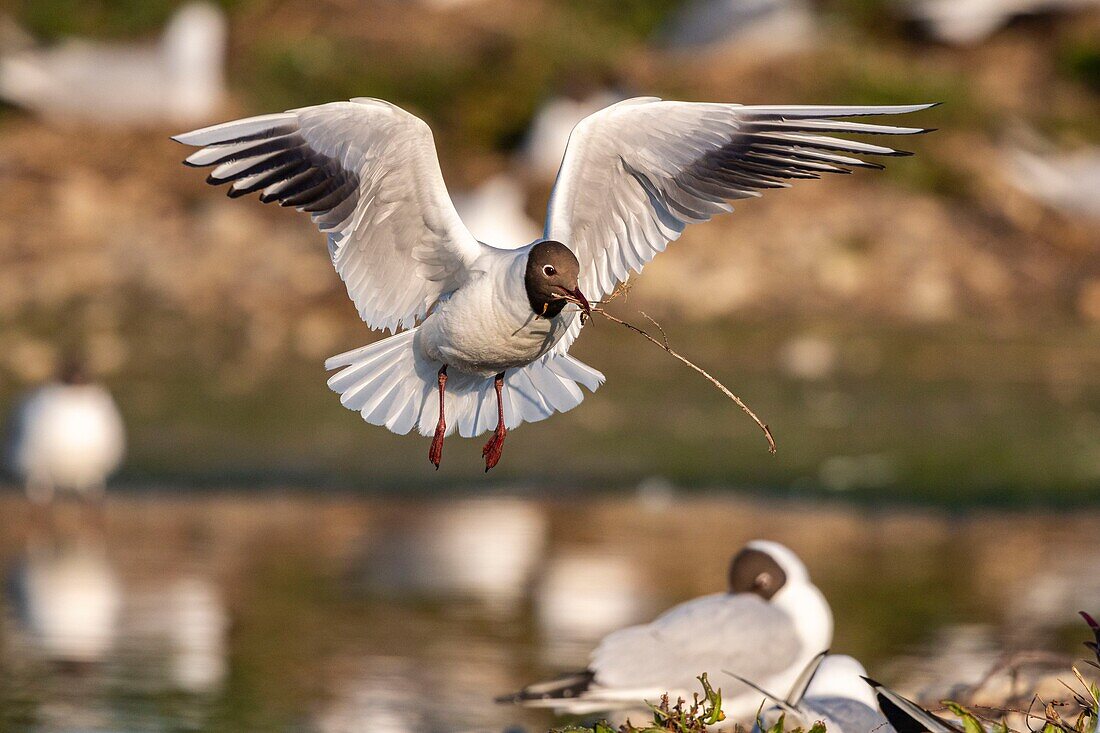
[590,593,801,694]
[545,98,936,355]
[173,98,483,333]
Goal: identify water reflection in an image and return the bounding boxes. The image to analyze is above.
[123,575,228,695]
[0,493,1096,733]
[361,497,547,610]
[535,552,647,666]
[1,505,231,731]
[8,530,121,668]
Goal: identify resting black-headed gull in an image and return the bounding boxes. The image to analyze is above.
[498,540,833,722]
[6,362,125,503]
[174,96,933,470]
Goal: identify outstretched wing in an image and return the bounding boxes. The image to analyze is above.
[544,97,936,354]
[173,98,483,333]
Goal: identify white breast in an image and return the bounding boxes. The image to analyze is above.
[417,248,570,377]
[10,384,126,492]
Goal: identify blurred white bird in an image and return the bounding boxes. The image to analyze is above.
[501,541,834,724]
[0,2,226,125]
[452,174,541,249]
[904,0,1100,45]
[1007,145,1100,220]
[747,654,898,733]
[519,89,624,179]
[660,0,816,56]
[8,536,122,667]
[176,96,932,470]
[7,362,125,503]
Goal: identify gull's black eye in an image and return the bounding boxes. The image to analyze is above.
[543,265,556,277]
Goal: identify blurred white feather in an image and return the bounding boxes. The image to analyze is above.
[903,0,1100,45]
[0,2,226,125]
[452,174,541,248]
[7,381,125,502]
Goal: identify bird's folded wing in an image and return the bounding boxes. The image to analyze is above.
[544,97,935,355]
[589,593,801,695]
[173,98,482,333]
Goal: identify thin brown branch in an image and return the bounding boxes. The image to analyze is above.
[591,305,776,454]
[639,312,671,350]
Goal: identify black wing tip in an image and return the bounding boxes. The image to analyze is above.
[861,676,883,687]
[497,670,596,705]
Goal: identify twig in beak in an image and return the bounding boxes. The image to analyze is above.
[552,292,592,323]
[591,305,777,455]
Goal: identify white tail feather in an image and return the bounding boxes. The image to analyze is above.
[325,328,604,438]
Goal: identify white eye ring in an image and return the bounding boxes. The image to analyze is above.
[543,265,556,276]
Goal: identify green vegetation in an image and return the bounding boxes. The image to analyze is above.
[1059,40,1100,94]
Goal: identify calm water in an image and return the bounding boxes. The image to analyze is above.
[0,491,1097,733]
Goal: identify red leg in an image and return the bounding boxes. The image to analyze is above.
[428,365,447,469]
[482,372,507,472]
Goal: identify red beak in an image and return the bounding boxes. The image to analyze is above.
[572,287,591,316]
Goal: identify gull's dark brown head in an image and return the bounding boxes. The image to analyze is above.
[59,356,87,386]
[728,545,788,600]
[525,240,590,319]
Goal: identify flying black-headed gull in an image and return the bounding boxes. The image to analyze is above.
[745,653,898,733]
[174,96,934,470]
[497,540,833,722]
[6,362,125,503]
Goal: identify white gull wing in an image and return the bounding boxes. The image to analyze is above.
[544,97,936,355]
[173,98,483,333]
[589,592,802,701]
